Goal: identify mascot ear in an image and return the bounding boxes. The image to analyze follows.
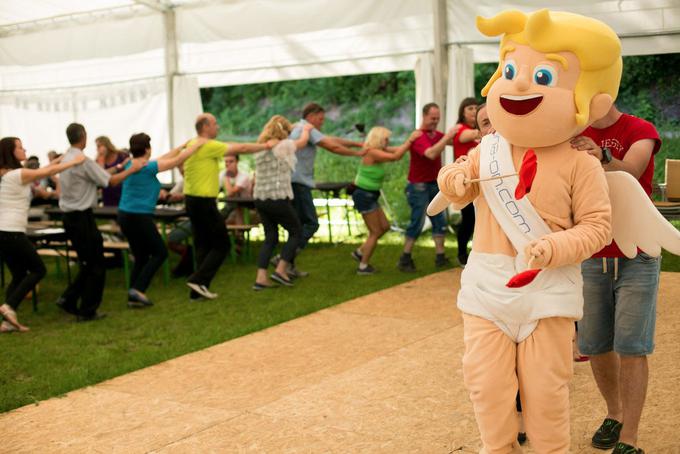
[589,93,613,123]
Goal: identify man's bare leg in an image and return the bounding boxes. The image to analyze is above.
[434,234,445,255]
[590,352,623,422]
[619,355,648,447]
[403,237,416,254]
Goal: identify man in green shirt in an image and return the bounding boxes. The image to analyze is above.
[184,113,275,300]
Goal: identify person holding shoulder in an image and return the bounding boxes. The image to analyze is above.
[0,136,86,332]
[397,103,459,272]
[351,127,422,274]
[250,116,312,290]
[285,103,364,277]
[118,134,207,308]
[56,123,142,322]
[183,113,277,300]
[95,136,129,207]
[452,97,481,267]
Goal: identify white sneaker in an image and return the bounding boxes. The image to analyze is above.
[0,321,17,333]
[186,282,218,299]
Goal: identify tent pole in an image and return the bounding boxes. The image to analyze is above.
[164,8,178,149]
[432,0,449,130]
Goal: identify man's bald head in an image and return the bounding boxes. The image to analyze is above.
[195,113,219,138]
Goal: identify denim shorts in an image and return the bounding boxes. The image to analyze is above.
[578,253,661,356]
[352,188,380,214]
[405,181,447,238]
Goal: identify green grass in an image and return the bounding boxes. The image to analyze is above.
[3,222,680,415]
[0,232,456,413]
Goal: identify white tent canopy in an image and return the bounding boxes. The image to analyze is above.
[1,0,679,168]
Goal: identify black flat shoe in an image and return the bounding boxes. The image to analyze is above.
[252,282,273,291]
[592,418,622,449]
[56,297,78,315]
[270,272,293,287]
[76,312,107,323]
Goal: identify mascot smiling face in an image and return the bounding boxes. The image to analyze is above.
[478,9,622,148]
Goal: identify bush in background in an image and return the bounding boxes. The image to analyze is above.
[202,54,680,226]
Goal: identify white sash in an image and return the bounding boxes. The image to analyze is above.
[456,134,582,342]
[478,134,551,264]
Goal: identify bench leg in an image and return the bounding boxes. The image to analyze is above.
[32,285,38,312]
[161,221,170,286]
[326,200,332,243]
[122,250,130,289]
[344,196,352,237]
[64,247,72,285]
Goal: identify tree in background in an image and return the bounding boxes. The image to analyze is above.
[202,55,679,225]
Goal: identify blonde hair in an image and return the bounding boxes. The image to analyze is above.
[364,126,391,150]
[477,9,622,126]
[95,136,119,155]
[258,115,293,143]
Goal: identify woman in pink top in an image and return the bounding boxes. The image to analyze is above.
[452,97,481,266]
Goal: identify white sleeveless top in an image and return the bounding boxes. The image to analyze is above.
[0,169,31,233]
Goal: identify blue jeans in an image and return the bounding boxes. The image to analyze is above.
[578,254,661,356]
[292,183,319,249]
[405,182,447,239]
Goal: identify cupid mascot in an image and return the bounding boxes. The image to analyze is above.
[429,9,680,454]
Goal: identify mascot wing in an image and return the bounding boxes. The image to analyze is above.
[607,171,680,258]
[427,191,467,216]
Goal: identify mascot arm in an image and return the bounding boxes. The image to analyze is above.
[607,171,680,257]
[428,148,481,216]
[542,163,612,268]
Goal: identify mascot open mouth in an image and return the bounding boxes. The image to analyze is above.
[500,94,543,115]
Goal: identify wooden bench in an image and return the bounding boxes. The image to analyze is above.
[227,224,259,262]
[98,223,122,234]
[103,241,131,288]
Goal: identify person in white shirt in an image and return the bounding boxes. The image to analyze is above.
[0,136,86,332]
[220,153,254,227]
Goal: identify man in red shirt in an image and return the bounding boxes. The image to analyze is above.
[571,105,661,453]
[398,103,459,272]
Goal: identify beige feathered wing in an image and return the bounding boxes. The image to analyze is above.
[607,171,680,258]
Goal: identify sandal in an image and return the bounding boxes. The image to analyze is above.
[0,304,29,332]
[1,321,17,333]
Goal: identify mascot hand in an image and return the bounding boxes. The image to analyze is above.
[524,238,553,268]
[453,172,469,196]
[438,165,470,198]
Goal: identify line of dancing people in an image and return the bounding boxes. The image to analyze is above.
[0,99,483,330]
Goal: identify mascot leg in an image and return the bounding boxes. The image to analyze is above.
[517,317,574,453]
[462,314,522,453]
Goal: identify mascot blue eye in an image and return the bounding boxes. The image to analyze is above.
[533,65,557,87]
[503,62,516,80]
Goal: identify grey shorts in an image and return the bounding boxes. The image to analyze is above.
[578,254,660,356]
[167,219,192,244]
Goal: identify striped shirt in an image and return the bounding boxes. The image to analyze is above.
[253,140,297,201]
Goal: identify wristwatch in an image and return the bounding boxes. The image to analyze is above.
[600,147,613,164]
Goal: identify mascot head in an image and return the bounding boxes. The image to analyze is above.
[477,9,622,148]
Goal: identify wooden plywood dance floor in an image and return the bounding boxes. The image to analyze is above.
[2,270,679,453]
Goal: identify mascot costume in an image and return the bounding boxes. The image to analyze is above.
[428,9,680,453]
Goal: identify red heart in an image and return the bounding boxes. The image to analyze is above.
[514,149,537,200]
[506,268,542,288]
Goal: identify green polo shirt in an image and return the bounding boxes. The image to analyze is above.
[183,139,228,197]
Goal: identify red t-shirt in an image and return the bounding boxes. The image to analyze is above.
[408,129,444,183]
[453,123,479,160]
[581,113,661,258]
